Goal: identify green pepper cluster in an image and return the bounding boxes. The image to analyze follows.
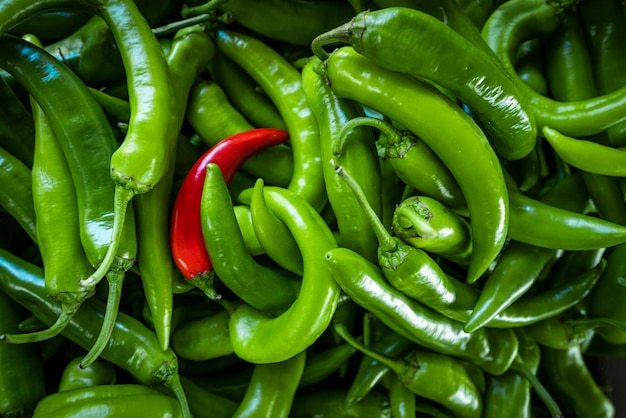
[0,0,625,417]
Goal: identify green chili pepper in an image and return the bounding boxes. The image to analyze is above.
[587,243,626,344]
[232,204,265,257]
[540,344,615,418]
[321,46,507,283]
[299,342,357,387]
[0,87,94,344]
[41,0,178,85]
[482,0,626,137]
[508,188,626,250]
[579,0,626,147]
[171,308,233,361]
[215,29,327,211]
[484,330,541,418]
[515,38,548,96]
[345,328,416,405]
[0,145,36,245]
[186,79,294,188]
[201,164,301,315]
[227,184,341,364]
[58,356,116,392]
[208,51,287,130]
[0,75,34,167]
[336,323,484,418]
[543,126,626,177]
[32,384,184,417]
[0,33,129,330]
[0,288,45,417]
[210,0,357,46]
[542,7,626,227]
[0,248,191,418]
[312,6,536,161]
[391,195,472,265]
[302,57,382,263]
[388,372,415,418]
[325,247,518,375]
[249,179,303,275]
[0,0,179,290]
[290,388,392,418]
[180,376,239,418]
[232,351,306,418]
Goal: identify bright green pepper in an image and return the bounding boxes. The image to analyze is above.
[321,46,508,283]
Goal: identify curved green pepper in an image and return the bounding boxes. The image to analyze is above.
[322,46,508,283]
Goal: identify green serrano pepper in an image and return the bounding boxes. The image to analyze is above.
[482,0,626,136]
[302,56,382,263]
[312,6,537,161]
[227,184,341,364]
[325,247,518,375]
[321,46,508,283]
[214,29,327,211]
[0,145,36,244]
[0,248,192,418]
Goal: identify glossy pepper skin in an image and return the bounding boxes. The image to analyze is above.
[0,145,36,244]
[540,344,615,418]
[587,243,626,344]
[0,248,192,418]
[32,384,184,418]
[325,247,518,375]
[302,57,382,264]
[227,184,341,364]
[170,128,290,297]
[215,29,327,211]
[0,289,45,417]
[322,46,508,283]
[313,7,537,161]
[482,0,626,137]
[231,351,306,418]
[57,356,116,392]
[337,324,483,418]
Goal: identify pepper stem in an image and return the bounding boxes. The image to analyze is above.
[79,186,135,288]
[333,116,404,158]
[0,300,83,343]
[165,371,192,418]
[510,354,563,418]
[310,20,354,61]
[566,317,626,334]
[334,323,405,377]
[80,269,125,369]
[181,0,229,18]
[332,161,398,253]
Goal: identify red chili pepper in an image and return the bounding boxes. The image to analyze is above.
[170,128,290,297]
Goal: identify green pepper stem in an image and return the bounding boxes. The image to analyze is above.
[79,186,135,288]
[566,317,626,334]
[80,269,125,369]
[311,20,354,61]
[152,14,215,37]
[393,206,439,240]
[181,0,229,18]
[333,116,404,158]
[334,323,405,376]
[510,354,563,418]
[165,371,193,418]
[0,300,82,343]
[332,161,397,253]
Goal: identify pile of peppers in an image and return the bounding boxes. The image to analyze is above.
[1,0,626,416]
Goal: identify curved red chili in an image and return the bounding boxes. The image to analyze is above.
[170,128,290,296]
